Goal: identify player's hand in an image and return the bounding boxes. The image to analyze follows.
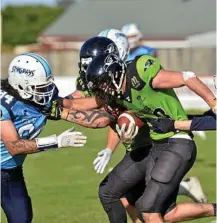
[116,123,138,144]
[57,128,87,148]
[149,117,176,133]
[93,148,112,174]
[43,100,62,120]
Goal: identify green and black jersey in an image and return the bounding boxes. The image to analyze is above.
[117,55,189,141]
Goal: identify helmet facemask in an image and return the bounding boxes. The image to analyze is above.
[23,77,55,106]
[88,60,126,102]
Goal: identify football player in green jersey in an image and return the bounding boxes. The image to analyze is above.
[57,34,152,222]
[58,52,216,223]
[50,35,209,222]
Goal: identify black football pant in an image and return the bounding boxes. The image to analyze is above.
[98,138,197,223]
[98,146,151,223]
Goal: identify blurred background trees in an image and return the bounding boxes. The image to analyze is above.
[2,5,63,46]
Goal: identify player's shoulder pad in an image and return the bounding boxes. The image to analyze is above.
[135,55,162,84]
[137,54,161,71]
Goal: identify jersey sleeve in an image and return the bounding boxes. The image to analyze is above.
[136,55,162,85]
[1,105,11,121]
[190,116,216,131]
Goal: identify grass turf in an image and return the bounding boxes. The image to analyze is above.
[1,120,216,223]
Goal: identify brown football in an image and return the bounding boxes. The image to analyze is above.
[118,111,144,130]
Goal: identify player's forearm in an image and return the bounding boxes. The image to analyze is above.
[5,139,39,155]
[185,77,216,109]
[70,90,86,99]
[174,120,192,131]
[60,91,86,109]
[105,127,120,152]
[69,97,105,111]
[58,97,103,110]
[61,108,112,128]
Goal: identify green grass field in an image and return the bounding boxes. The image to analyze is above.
[1,120,216,223]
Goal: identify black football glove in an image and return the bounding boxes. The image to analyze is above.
[148,117,176,133]
[43,100,63,120]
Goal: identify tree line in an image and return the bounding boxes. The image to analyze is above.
[2,5,64,46]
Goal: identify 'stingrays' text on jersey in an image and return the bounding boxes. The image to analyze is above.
[0,89,47,169]
[127,45,157,61]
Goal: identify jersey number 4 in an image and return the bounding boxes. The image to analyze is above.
[0,91,14,104]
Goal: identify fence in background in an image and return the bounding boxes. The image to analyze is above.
[1,47,216,78]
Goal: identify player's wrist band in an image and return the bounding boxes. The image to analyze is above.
[35,135,58,151]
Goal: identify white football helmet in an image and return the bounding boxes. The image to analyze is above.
[98,29,129,62]
[8,53,55,106]
[121,23,143,49]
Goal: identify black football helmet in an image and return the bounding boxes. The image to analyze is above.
[86,53,127,102]
[78,36,119,82]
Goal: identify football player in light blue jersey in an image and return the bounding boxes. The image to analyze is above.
[1,53,87,223]
[121,23,157,61]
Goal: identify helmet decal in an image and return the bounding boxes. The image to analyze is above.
[105,43,117,54]
[103,54,119,71]
[11,66,35,77]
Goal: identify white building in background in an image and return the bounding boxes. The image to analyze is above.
[187,31,216,47]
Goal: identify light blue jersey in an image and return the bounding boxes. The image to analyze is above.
[127,45,156,61]
[0,89,47,169]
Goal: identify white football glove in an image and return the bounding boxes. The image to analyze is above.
[57,128,87,148]
[93,148,112,174]
[116,123,139,144]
